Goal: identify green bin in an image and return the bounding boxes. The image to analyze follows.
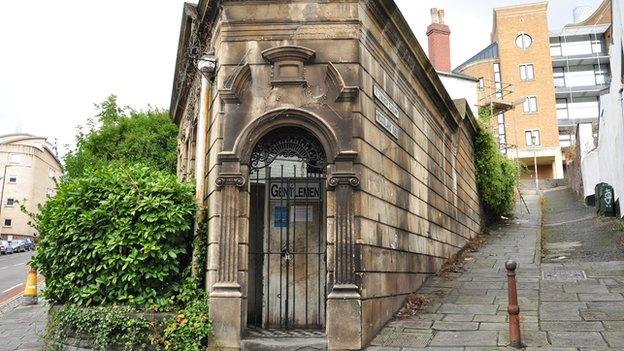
[596,182,615,217]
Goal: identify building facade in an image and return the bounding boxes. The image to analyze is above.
[551,0,612,149]
[171,0,483,349]
[581,0,624,217]
[456,2,565,181]
[0,134,62,241]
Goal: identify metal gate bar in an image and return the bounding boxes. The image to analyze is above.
[248,162,326,330]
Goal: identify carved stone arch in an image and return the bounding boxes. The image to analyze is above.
[325,62,358,102]
[218,64,252,103]
[230,108,339,168]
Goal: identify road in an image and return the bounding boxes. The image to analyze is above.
[0,251,33,300]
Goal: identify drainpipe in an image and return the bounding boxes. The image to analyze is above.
[192,55,217,278]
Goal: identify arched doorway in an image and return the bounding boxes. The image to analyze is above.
[247,126,327,331]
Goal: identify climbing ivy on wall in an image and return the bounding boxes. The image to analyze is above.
[474,108,519,220]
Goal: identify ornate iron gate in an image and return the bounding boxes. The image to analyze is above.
[247,127,327,330]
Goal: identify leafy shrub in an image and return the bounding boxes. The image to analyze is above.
[32,164,195,308]
[45,305,163,351]
[64,95,178,180]
[474,119,519,220]
[163,278,211,351]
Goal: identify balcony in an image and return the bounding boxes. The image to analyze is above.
[555,83,609,98]
[557,117,599,128]
[551,53,609,68]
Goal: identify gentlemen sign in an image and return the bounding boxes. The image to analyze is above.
[374,85,400,119]
[270,181,321,200]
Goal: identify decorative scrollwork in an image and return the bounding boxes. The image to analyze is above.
[250,127,327,171]
[327,174,360,189]
[215,175,246,189]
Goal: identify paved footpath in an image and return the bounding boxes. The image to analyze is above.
[0,302,46,351]
[367,190,624,350]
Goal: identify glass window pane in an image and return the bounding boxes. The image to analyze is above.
[527,65,535,80]
[520,65,527,80]
[525,131,532,146]
[534,131,540,145]
[530,97,537,112]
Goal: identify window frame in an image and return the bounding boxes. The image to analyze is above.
[5,198,15,206]
[3,218,12,227]
[523,96,538,114]
[8,176,17,184]
[516,33,533,49]
[519,63,535,81]
[525,129,541,147]
[556,98,569,119]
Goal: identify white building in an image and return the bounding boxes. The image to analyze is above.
[550,2,612,149]
[580,0,624,218]
[0,134,62,240]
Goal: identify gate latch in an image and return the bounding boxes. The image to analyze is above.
[281,244,292,262]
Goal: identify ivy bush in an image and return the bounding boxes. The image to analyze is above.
[44,305,163,351]
[474,118,519,220]
[163,277,211,351]
[32,164,195,309]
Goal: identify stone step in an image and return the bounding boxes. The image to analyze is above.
[241,337,327,351]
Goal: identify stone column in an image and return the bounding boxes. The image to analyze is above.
[209,173,246,350]
[326,172,362,350]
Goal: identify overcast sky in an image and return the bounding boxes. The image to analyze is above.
[0,0,602,156]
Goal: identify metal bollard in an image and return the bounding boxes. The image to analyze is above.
[505,260,523,349]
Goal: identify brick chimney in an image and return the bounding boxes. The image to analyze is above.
[426,8,451,72]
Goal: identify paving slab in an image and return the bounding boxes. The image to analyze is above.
[548,331,607,347]
[429,330,498,347]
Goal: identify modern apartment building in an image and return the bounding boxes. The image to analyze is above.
[551,1,612,148]
[455,2,564,180]
[0,134,62,241]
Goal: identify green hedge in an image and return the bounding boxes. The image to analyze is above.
[474,120,519,220]
[32,164,195,309]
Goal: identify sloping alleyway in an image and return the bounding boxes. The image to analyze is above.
[367,187,624,350]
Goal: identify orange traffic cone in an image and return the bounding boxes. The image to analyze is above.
[22,266,38,305]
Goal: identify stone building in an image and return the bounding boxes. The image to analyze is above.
[0,134,62,241]
[170,1,483,349]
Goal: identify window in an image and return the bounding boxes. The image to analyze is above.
[3,219,12,227]
[8,176,17,184]
[516,33,533,49]
[497,113,507,154]
[523,96,538,113]
[478,77,485,91]
[553,67,565,87]
[46,189,54,199]
[556,98,569,119]
[550,37,562,56]
[493,63,503,98]
[591,37,604,53]
[48,168,55,178]
[594,64,608,85]
[519,64,535,80]
[525,130,541,147]
[5,198,14,206]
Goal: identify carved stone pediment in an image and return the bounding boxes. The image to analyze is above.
[218,64,252,104]
[262,45,316,87]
